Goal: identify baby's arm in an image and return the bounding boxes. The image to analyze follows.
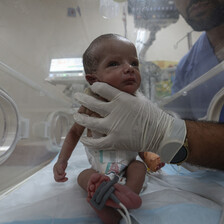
[53,106,86,182]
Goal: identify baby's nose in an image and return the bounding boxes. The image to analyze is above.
[123,63,134,73]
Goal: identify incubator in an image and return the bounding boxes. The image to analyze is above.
[160,61,224,122]
[0,61,74,195]
[0,0,224,224]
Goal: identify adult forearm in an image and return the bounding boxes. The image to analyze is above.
[185,120,224,170]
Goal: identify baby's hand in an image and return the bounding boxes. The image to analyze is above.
[53,160,68,182]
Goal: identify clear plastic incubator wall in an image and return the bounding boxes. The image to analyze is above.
[0,0,224,224]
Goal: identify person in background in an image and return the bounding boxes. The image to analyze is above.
[72,0,224,171]
[172,0,224,119]
[53,33,164,224]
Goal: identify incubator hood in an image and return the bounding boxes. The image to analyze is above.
[160,61,224,121]
[0,0,223,223]
[0,61,74,195]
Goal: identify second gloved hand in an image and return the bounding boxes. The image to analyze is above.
[73,82,186,163]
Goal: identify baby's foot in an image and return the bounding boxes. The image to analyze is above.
[111,183,142,209]
[91,203,122,224]
[87,173,142,209]
[156,162,165,171]
[144,152,165,172]
[87,173,110,199]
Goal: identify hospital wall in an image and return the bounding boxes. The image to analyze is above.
[0,0,201,195]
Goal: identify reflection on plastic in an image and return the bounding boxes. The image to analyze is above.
[0,60,72,194]
[206,87,224,122]
[33,111,74,152]
[0,89,20,164]
[99,0,120,19]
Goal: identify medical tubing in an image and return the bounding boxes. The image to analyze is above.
[117,202,132,224]
[122,204,131,224]
[110,193,132,224]
[117,208,128,224]
[90,175,131,223]
[108,178,131,224]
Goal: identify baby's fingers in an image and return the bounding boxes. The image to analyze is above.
[54,172,68,182]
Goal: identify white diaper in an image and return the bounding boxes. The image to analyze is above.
[85,146,137,176]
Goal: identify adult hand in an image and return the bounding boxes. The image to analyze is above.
[73,82,186,163]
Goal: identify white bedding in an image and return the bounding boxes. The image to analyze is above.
[0,142,223,224]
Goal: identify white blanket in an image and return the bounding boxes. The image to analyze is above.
[0,142,223,224]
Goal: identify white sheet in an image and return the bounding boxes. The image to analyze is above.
[0,142,224,224]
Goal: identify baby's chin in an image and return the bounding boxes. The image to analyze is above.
[120,85,138,95]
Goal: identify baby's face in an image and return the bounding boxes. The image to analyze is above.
[94,38,141,95]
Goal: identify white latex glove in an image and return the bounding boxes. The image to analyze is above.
[73,82,186,163]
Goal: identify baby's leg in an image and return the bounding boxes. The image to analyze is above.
[90,202,122,224]
[86,171,110,199]
[125,160,147,194]
[78,170,122,223]
[87,172,142,209]
[77,168,106,191]
[87,172,142,224]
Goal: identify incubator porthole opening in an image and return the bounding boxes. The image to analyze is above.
[207,88,224,122]
[54,114,69,146]
[48,111,73,152]
[0,89,20,164]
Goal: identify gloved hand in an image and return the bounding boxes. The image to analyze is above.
[73,82,186,163]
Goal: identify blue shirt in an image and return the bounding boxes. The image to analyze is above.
[171,32,224,119]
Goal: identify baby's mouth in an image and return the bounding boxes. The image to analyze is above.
[123,78,136,85]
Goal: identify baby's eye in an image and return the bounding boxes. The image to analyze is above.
[108,61,119,67]
[131,61,139,67]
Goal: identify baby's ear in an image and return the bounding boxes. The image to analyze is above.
[85,74,98,85]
